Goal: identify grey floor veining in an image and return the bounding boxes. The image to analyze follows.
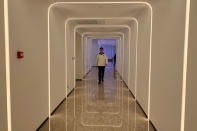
[39,67,156,131]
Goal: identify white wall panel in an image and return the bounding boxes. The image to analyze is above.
[76,32,83,79]
[90,39,98,67]
[123,31,129,85]
[135,8,151,115]
[129,22,138,95]
[150,0,187,130]
[50,9,66,112]
[8,0,52,130]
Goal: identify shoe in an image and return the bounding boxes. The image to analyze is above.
[102,79,104,82]
[98,81,101,84]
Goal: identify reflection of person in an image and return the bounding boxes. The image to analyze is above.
[96,47,108,84]
[98,86,105,99]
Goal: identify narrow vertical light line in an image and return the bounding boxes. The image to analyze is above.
[47,7,51,131]
[65,22,68,131]
[181,0,191,131]
[134,22,139,100]
[128,86,129,130]
[4,0,12,130]
[128,28,131,88]
[122,35,124,77]
[74,27,76,88]
[134,95,137,131]
[148,7,153,121]
[65,21,68,98]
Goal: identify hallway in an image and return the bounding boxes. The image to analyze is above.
[39,67,155,131]
[1,0,197,131]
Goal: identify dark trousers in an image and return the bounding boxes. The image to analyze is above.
[98,66,105,82]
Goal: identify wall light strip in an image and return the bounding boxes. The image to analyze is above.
[148,6,153,121]
[4,0,12,130]
[47,4,51,131]
[181,0,191,131]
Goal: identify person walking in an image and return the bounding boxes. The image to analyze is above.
[96,47,108,84]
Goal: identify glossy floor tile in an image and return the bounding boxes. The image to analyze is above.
[39,67,156,131]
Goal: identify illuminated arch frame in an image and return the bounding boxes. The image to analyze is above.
[73,24,130,83]
[64,18,139,128]
[81,32,123,79]
[80,33,125,127]
[65,23,132,127]
[65,23,129,128]
[82,33,123,109]
[63,23,129,97]
[64,17,138,90]
[47,2,152,130]
[82,32,123,75]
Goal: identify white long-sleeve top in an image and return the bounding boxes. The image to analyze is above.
[96,53,108,66]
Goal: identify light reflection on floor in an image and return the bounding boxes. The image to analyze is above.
[39,67,156,131]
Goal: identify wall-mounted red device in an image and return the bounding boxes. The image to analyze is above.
[17,51,24,59]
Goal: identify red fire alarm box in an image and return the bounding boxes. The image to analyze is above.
[17,51,24,59]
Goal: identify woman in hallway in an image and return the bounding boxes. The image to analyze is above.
[96,47,108,84]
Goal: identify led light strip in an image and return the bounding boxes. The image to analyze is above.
[181,0,191,131]
[4,0,12,130]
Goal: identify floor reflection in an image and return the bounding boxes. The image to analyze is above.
[39,67,156,131]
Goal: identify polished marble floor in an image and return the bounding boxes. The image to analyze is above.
[39,67,156,131]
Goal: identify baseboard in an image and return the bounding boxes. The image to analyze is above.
[67,88,74,97]
[122,80,128,88]
[149,120,158,131]
[36,117,49,131]
[51,97,67,115]
[37,88,75,130]
[83,67,93,78]
[136,100,148,118]
[127,85,157,131]
[128,89,135,99]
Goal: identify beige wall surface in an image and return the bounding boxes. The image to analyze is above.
[90,39,98,67]
[185,0,197,130]
[76,32,83,79]
[135,8,151,115]
[83,37,88,76]
[0,0,8,130]
[150,0,187,130]
[8,0,53,130]
[50,9,66,112]
[129,21,137,96]
[66,22,76,94]
[120,34,124,77]
[116,39,122,75]
[123,30,129,85]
